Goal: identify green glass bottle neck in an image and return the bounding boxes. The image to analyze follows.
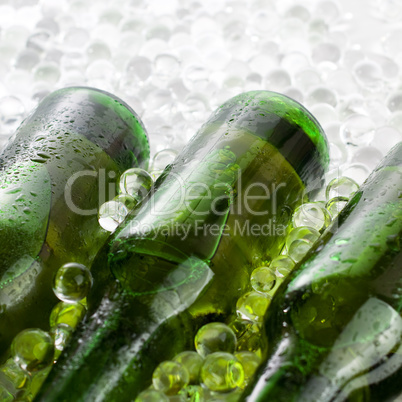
[2,87,150,171]
[244,143,402,401]
[207,91,329,190]
[288,142,402,295]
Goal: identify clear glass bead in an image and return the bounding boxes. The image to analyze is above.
[118,32,144,59]
[340,114,375,146]
[154,53,180,81]
[325,196,348,218]
[24,365,52,401]
[145,89,173,114]
[200,352,244,392]
[371,126,401,155]
[182,93,209,122]
[14,49,40,70]
[228,319,263,357]
[0,96,25,126]
[0,358,29,391]
[264,69,291,92]
[195,322,237,358]
[33,62,60,84]
[314,0,340,23]
[50,323,73,360]
[287,238,313,263]
[11,329,54,372]
[249,54,278,76]
[86,60,117,85]
[86,40,111,62]
[326,69,358,96]
[135,389,169,402]
[351,146,383,170]
[373,54,399,81]
[126,56,153,82]
[325,177,359,200]
[309,103,338,129]
[119,168,153,202]
[4,71,32,96]
[387,91,402,113]
[286,226,320,252]
[236,291,270,322]
[283,87,304,103]
[270,255,295,278]
[49,301,86,329]
[52,262,92,302]
[183,64,209,92]
[98,200,128,232]
[179,385,204,401]
[63,27,90,49]
[353,60,383,92]
[383,28,402,55]
[234,351,261,387]
[99,7,123,26]
[113,194,138,211]
[340,164,370,186]
[329,141,348,169]
[250,266,276,293]
[294,68,321,91]
[150,149,178,179]
[173,351,203,384]
[372,0,402,21]
[36,17,60,36]
[284,5,310,21]
[26,31,51,53]
[306,87,337,107]
[292,202,332,232]
[311,42,341,64]
[152,361,189,395]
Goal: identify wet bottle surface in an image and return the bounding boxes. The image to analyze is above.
[0,87,149,356]
[243,143,402,402]
[36,90,329,401]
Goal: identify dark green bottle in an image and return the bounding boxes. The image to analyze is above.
[0,87,149,356]
[37,90,329,401]
[243,142,402,402]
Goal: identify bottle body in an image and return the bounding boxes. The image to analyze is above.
[37,90,329,401]
[0,87,149,355]
[244,142,402,402]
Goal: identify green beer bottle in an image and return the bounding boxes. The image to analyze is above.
[243,142,402,401]
[37,90,329,401]
[0,87,149,355]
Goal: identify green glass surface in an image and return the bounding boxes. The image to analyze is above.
[36,90,328,401]
[0,87,149,356]
[243,142,402,402]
